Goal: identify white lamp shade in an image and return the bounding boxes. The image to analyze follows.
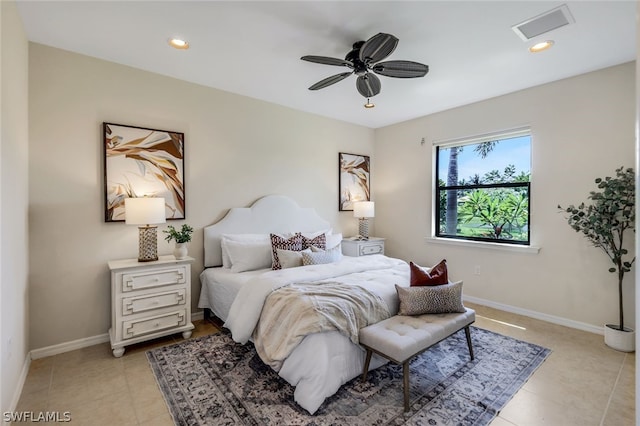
[125,197,166,225]
[354,201,375,218]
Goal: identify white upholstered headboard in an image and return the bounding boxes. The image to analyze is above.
[203,195,331,267]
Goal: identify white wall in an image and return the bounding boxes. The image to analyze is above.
[28,43,374,350]
[375,62,636,331]
[1,0,30,414]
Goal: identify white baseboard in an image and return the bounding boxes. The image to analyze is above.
[6,353,31,422]
[464,295,604,335]
[30,311,207,360]
[30,333,110,360]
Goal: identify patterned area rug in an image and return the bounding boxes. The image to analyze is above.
[147,327,550,425]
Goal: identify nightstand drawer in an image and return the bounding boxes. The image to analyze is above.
[122,289,186,316]
[342,237,385,257]
[360,243,384,255]
[122,310,187,339]
[121,266,186,292]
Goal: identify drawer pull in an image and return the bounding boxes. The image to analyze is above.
[154,322,160,328]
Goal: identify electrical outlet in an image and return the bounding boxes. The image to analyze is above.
[474,266,481,275]
[6,337,12,360]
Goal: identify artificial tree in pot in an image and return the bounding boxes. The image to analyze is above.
[558,166,635,351]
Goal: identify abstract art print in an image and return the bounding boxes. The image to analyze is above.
[103,122,185,222]
[339,152,370,211]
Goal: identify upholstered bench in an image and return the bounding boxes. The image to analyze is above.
[359,308,476,412]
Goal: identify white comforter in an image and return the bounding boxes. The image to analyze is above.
[224,254,409,414]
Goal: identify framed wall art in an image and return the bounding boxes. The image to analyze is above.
[103,122,185,222]
[339,152,370,211]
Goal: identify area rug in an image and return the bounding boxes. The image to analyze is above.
[147,327,550,425]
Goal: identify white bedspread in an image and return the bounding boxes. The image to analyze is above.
[223,254,410,414]
[225,255,406,343]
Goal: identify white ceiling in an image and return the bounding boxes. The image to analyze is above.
[16,1,636,129]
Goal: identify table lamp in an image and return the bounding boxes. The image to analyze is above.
[354,201,375,240]
[125,197,166,262]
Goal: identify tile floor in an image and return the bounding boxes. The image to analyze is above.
[15,304,635,425]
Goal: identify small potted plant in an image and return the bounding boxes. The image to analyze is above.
[558,166,635,352]
[163,224,194,260]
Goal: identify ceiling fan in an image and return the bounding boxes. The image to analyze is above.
[301,33,429,99]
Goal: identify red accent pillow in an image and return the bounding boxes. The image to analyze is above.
[410,260,448,286]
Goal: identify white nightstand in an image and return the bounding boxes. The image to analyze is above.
[341,237,385,257]
[108,255,195,357]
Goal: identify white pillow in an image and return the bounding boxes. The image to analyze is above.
[221,234,270,268]
[225,239,272,273]
[301,230,328,239]
[302,245,343,265]
[326,233,342,250]
[277,248,312,269]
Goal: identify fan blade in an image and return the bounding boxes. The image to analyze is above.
[301,55,353,67]
[356,73,381,97]
[308,72,353,90]
[359,33,398,64]
[372,60,429,78]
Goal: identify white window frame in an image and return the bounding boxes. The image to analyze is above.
[431,126,538,252]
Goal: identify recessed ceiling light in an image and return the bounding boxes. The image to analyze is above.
[364,98,375,109]
[529,40,554,53]
[168,38,189,50]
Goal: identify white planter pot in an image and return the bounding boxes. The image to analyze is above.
[604,324,635,352]
[173,243,188,260]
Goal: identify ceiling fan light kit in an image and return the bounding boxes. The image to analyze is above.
[301,32,429,102]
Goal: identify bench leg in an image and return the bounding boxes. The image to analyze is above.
[403,360,410,412]
[362,349,373,382]
[464,326,474,361]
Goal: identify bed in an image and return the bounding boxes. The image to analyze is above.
[198,195,410,414]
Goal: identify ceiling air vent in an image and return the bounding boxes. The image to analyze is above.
[512,4,575,41]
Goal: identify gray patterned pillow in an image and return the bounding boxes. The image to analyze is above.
[301,245,342,265]
[395,281,465,315]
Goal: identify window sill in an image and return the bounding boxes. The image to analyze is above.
[425,236,540,254]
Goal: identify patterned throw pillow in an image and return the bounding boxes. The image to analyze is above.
[302,233,326,250]
[395,281,465,315]
[410,259,448,286]
[270,233,303,270]
[301,245,342,265]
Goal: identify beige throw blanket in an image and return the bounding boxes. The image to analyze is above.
[252,281,390,371]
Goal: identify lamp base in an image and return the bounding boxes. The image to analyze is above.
[358,218,370,240]
[138,225,159,262]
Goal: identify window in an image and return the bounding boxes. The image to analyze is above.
[435,128,531,245]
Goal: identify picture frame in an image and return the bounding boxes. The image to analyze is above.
[339,152,370,211]
[103,122,185,222]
